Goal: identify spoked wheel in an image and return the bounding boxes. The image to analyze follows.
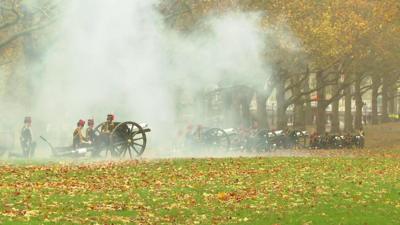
[203,128,230,151]
[252,130,269,152]
[110,122,147,159]
[227,133,244,151]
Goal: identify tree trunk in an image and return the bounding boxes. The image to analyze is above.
[381,76,389,123]
[294,102,305,129]
[303,70,313,126]
[256,94,268,128]
[240,87,253,127]
[304,100,313,126]
[276,77,287,129]
[344,84,353,132]
[222,89,233,127]
[331,78,340,133]
[233,93,242,126]
[241,97,251,127]
[388,85,396,117]
[394,88,398,116]
[371,76,380,125]
[354,74,363,130]
[292,76,305,129]
[316,72,326,134]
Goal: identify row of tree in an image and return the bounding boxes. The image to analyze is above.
[161,0,400,133]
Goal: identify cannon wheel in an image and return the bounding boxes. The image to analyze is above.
[94,122,105,135]
[110,122,147,159]
[92,122,109,157]
[203,128,230,151]
[252,129,268,152]
[227,132,244,151]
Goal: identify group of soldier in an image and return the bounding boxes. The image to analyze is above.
[72,114,116,149]
[15,114,117,158]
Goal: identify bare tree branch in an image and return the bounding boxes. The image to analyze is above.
[0,3,20,31]
[0,19,57,50]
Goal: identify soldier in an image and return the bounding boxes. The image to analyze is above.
[101,114,116,133]
[323,132,331,149]
[193,124,203,142]
[309,132,318,149]
[358,128,365,137]
[73,119,90,149]
[356,128,365,149]
[344,132,353,148]
[20,116,36,158]
[288,129,298,149]
[86,119,95,143]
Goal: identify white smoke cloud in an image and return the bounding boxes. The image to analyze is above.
[30,0,270,153]
[167,12,268,88]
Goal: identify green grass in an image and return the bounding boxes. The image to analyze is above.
[0,156,399,224]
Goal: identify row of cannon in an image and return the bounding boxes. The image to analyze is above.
[2,122,365,159]
[184,127,365,151]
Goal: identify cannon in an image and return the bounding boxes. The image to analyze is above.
[309,133,364,149]
[353,135,365,149]
[41,121,151,159]
[223,128,278,152]
[224,128,310,152]
[243,129,278,152]
[291,130,309,149]
[184,127,231,151]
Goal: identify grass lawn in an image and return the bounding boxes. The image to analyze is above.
[0,155,399,224]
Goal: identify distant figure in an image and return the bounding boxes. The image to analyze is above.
[73,119,90,149]
[322,132,332,149]
[86,119,95,143]
[358,128,365,137]
[101,114,116,133]
[309,132,318,149]
[356,129,365,149]
[344,133,353,148]
[20,116,36,158]
[194,124,203,141]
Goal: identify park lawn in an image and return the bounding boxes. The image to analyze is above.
[0,156,399,224]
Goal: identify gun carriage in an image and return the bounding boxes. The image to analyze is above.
[42,121,151,159]
[310,133,364,149]
[185,127,231,151]
[228,129,278,152]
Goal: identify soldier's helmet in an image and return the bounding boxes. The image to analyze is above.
[77,119,85,127]
[107,114,115,121]
[88,119,94,126]
[24,116,32,124]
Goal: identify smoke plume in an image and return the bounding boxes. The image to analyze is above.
[2,0,284,158]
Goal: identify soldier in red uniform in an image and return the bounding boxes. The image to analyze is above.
[101,114,116,133]
[97,114,117,156]
[73,119,90,149]
[86,119,95,143]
